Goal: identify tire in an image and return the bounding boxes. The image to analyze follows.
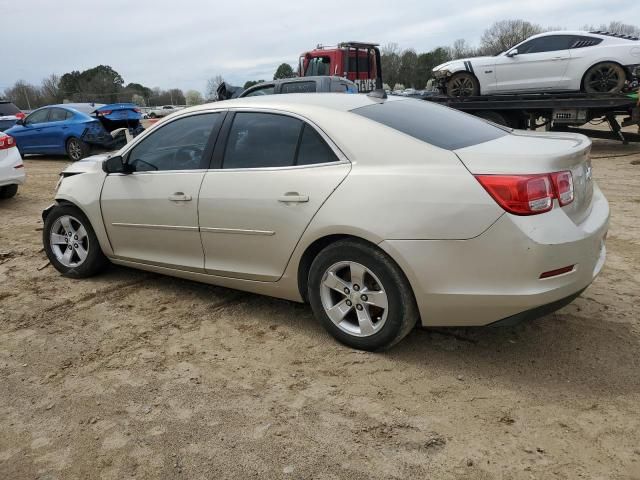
[308,239,419,351]
[149,112,157,119]
[66,137,90,161]
[583,62,626,94]
[447,72,480,97]
[0,184,18,199]
[43,204,109,278]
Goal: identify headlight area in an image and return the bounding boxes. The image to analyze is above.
[433,69,451,79]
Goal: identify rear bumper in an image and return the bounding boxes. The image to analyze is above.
[380,184,609,327]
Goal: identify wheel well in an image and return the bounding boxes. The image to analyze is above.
[580,60,628,90]
[297,234,382,302]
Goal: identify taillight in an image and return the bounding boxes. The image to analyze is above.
[0,135,16,150]
[97,110,112,116]
[475,171,574,216]
[550,171,574,206]
[15,112,26,120]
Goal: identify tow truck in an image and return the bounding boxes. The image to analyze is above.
[298,41,640,143]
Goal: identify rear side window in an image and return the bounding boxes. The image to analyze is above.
[281,81,317,94]
[0,103,20,116]
[223,113,302,168]
[49,108,71,122]
[297,124,339,165]
[351,99,508,150]
[570,36,603,48]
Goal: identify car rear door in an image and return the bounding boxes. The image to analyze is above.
[45,108,73,151]
[495,35,573,92]
[100,111,224,271]
[198,111,350,281]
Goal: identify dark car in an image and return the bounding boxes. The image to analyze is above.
[216,76,358,100]
[0,100,25,132]
[5,103,143,161]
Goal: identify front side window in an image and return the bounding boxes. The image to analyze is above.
[517,35,573,54]
[223,113,302,169]
[127,113,220,172]
[25,109,49,125]
[305,56,331,76]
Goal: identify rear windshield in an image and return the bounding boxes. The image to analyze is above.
[0,102,20,116]
[351,99,508,150]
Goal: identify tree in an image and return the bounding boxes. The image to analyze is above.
[243,80,264,89]
[381,43,402,93]
[399,49,418,88]
[273,63,295,80]
[479,19,544,55]
[447,39,476,60]
[131,94,146,106]
[185,89,204,106]
[3,80,42,110]
[583,21,640,37]
[40,74,62,105]
[206,75,225,100]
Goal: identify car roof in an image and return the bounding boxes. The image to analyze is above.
[186,93,403,116]
[527,30,638,41]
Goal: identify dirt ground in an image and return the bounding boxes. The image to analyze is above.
[1,136,639,480]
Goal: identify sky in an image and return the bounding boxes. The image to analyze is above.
[2,0,638,93]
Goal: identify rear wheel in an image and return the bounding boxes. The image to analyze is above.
[583,62,626,94]
[0,184,18,199]
[308,239,419,351]
[66,137,89,161]
[43,204,109,278]
[447,72,480,97]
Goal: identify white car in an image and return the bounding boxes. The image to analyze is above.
[433,31,640,96]
[42,94,608,350]
[148,105,182,118]
[0,132,25,199]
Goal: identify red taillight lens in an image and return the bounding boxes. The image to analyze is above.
[550,171,574,206]
[474,174,554,215]
[475,171,574,215]
[0,135,16,150]
[15,112,26,120]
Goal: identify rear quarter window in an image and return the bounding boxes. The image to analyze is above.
[351,99,508,150]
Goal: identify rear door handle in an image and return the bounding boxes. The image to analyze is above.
[278,192,309,203]
[168,192,192,202]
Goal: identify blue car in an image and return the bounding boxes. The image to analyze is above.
[5,103,144,161]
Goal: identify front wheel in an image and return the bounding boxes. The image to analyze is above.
[66,137,89,161]
[583,62,626,94]
[447,72,480,97]
[43,204,109,278]
[308,239,419,351]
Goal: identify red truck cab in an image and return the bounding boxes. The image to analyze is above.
[298,42,382,93]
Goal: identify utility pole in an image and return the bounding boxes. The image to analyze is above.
[22,86,31,110]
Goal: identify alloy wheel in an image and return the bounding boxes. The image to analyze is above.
[319,261,389,337]
[449,77,475,96]
[586,66,622,93]
[68,140,83,160]
[49,215,89,267]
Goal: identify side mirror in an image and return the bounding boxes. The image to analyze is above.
[15,119,25,126]
[506,49,519,57]
[102,155,130,174]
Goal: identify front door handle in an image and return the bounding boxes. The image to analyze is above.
[168,192,192,202]
[278,192,309,203]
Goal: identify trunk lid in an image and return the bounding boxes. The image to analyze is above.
[454,130,593,224]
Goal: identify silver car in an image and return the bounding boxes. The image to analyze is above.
[42,94,609,350]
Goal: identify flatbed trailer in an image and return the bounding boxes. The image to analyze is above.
[421,92,640,144]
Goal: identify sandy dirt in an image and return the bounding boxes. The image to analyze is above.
[0,137,639,480]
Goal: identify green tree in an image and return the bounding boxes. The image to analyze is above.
[185,89,204,106]
[273,63,295,80]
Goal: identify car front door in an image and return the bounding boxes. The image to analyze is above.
[100,111,224,271]
[494,35,573,92]
[12,108,51,153]
[198,111,350,281]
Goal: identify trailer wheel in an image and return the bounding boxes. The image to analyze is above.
[583,62,626,94]
[475,110,510,127]
[447,72,479,97]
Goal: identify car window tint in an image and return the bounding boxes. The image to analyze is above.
[127,113,219,172]
[26,109,49,124]
[0,103,20,116]
[49,108,69,122]
[352,99,508,150]
[223,113,302,169]
[518,35,573,54]
[570,36,603,48]
[297,124,339,165]
[281,81,316,94]
[244,85,275,97]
